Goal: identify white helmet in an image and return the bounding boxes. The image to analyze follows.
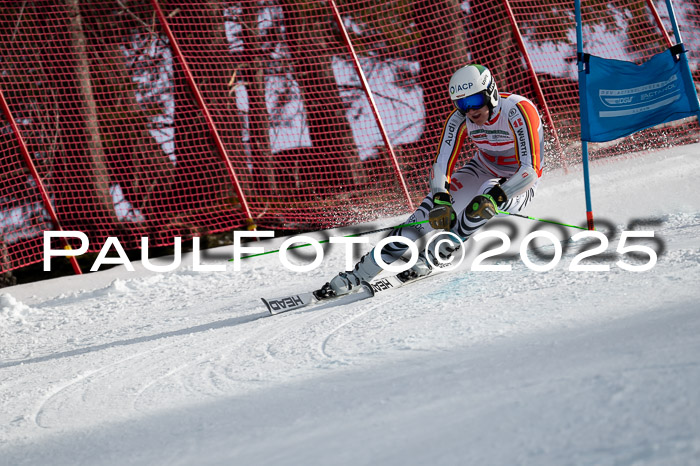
[448,64,499,113]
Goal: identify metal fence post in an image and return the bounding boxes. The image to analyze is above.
[502,0,565,163]
[327,0,415,211]
[151,0,257,230]
[0,88,82,274]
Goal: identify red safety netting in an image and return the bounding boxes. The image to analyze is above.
[0,0,698,274]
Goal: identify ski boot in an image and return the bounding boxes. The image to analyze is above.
[316,252,382,299]
[397,236,461,282]
[396,252,433,282]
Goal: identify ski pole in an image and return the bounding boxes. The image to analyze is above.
[229,219,430,261]
[496,209,588,230]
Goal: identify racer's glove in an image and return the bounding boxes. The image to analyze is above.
[429,192,456,230]
[466,184,508,220]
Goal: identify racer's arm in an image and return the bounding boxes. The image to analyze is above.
[425,110,468,230]
[500,100,543,199]
[430,109,468,196]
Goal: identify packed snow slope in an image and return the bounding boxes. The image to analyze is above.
[1,143,700,466]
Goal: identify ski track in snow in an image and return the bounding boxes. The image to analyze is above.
[1,144,700,465]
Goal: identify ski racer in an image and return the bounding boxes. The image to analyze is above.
[318,63,544,298]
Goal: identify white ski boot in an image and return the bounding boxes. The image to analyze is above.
[317,252,383,298]
[396,251,433,282]
[397,235,461,282]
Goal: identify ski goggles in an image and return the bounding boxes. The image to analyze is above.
[455,92,487,112]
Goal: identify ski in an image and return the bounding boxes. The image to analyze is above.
[262,281,375,315]
[366,269,443,296]
[261,268,445,315]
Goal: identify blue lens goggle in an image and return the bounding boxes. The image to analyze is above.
[455,92,486,112]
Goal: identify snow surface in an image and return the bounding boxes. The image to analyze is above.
[1,143,700,465]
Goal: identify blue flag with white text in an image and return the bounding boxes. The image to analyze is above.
[579,45,700,142]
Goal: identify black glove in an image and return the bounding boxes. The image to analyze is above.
[429,192,456,230]
[487,184,507,206]
[467,184,507,220]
